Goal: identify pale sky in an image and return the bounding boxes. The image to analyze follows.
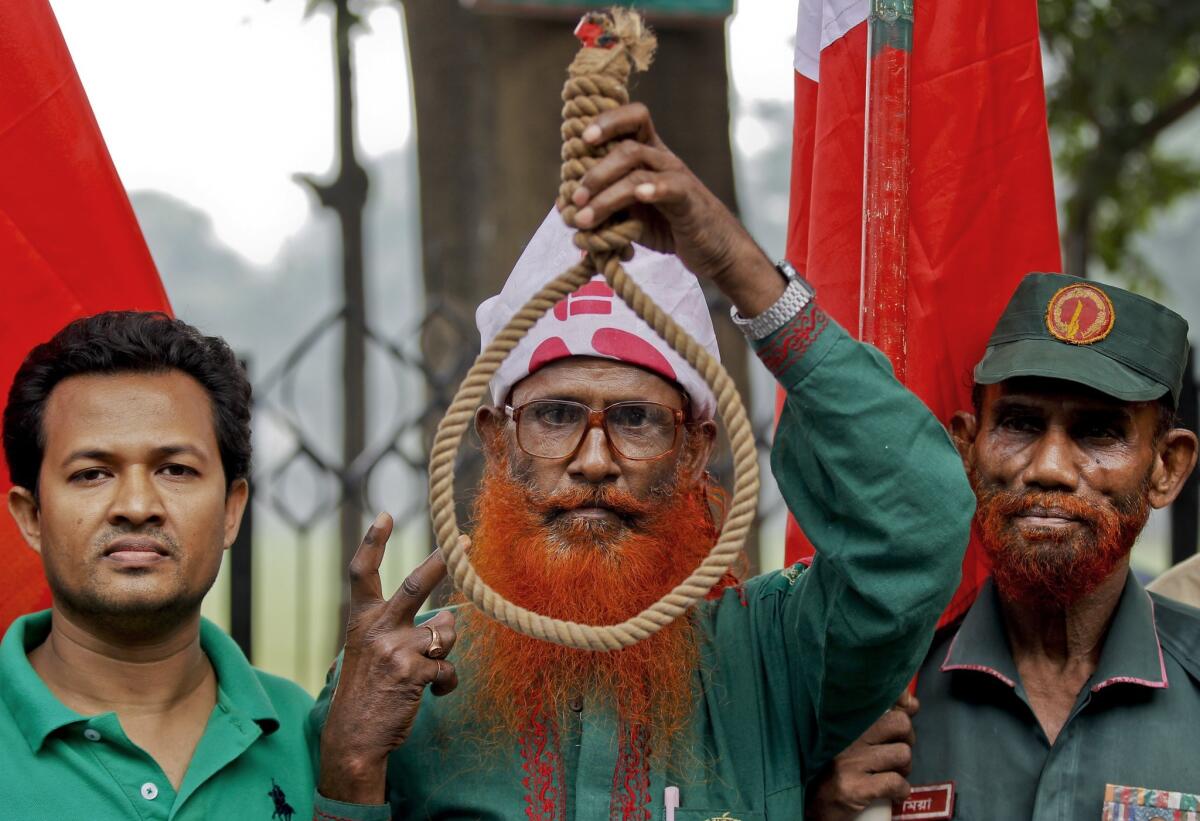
[49,0,794,265]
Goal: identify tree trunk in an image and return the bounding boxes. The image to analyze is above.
[1064,196,1091,279]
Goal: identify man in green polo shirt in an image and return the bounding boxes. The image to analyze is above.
[807,273,1200,820]
[309,102,975,820]
[1,312,315,820]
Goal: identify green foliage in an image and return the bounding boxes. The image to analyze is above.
[1039,0,1200,289]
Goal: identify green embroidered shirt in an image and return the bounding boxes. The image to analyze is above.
[311,304,975,821]
[909,575,1200,820]
[0,611,317,821]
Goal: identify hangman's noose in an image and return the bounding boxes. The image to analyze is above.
[427,8,759,652]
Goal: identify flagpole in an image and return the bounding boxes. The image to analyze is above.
[858,4,914,819]
[859,0,914,384]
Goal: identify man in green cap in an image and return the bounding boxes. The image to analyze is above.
[807,273,1200,820]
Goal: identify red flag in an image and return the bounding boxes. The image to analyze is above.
[783,0,1062,626]
[0,0,171,632]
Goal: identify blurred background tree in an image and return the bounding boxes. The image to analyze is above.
[1040,0,1200,290]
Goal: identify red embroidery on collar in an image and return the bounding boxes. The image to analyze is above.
[516,713,654,821]
[610,724,652,821]
[519,710,566,821]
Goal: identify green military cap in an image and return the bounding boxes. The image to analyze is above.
[974,272,1190,406]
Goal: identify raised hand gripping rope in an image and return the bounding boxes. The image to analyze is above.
[427,8,759,652]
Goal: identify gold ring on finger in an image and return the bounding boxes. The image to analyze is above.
[434,659,445,683]
[424,623,445,658]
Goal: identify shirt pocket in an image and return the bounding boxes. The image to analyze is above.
[669,811,766,821]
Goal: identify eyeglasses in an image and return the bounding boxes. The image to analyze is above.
[505,399,686,461]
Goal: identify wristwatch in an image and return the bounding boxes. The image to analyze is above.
[729,259,815,340]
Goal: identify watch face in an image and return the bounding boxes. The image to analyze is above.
[775,259,815,293]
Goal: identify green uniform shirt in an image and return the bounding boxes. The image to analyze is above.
[910,575,1200,819]
[0,610,317,820]
[312,305,975,821]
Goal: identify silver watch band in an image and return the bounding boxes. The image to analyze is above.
[729,260,815,340]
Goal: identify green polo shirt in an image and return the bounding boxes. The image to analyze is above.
[311,304,976,821]
[910,575,1200,819]
[0,610,316,820]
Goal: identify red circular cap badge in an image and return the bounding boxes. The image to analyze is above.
[1045,284,1116,345]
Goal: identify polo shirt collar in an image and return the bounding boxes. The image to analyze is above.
[198,616,280,733]
[940,574,1168,692]
[0,610,84,752]
[0,611,279,754]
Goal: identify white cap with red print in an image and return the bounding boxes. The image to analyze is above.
[476,209,720,420]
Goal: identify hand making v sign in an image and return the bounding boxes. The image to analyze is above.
[317,512,461,805]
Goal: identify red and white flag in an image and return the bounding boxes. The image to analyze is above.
[0,0,171,632]
[783,0,1063,626]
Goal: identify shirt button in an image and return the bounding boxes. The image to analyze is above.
[568,695,584,713]
[83,728,101,742]
[140,782,159,800]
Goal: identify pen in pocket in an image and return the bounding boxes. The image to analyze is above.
[664,785,679,821]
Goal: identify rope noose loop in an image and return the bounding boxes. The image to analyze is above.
[427,8,760,652]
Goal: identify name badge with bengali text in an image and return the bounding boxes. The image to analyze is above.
[893,782,955,820]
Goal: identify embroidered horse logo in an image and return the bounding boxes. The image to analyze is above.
[268,779,295,820]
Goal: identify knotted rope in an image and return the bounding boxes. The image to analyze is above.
[427,8,759,652]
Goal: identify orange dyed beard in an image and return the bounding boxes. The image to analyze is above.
[454,438,721,754]
[973,469,1150,608]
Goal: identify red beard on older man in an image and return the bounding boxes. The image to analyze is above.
[457,436,728,755]
[973,470,1150,608]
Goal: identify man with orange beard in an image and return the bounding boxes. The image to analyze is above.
[310,103,975,821]
[807,273,1200,820]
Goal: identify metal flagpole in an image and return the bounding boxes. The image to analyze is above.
[857,2,914,818]
[859,0,914,381]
